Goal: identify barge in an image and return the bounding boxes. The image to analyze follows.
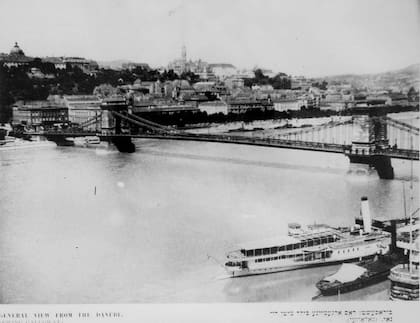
[316,255,399,296]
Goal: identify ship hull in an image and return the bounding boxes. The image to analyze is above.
[228,256,375,278]
[317,271,390,296]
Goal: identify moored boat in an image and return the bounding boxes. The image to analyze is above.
[388,159,419,301]
[389,264,419,300]
[85,136,101,145]
[388,224,419,301]
[68,136,102,147]
[224,197,391,277]
[316,255,398,296]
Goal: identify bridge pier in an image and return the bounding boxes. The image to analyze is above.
[372,155,394,179]
[346,112,395,179]
[347,154,394,179]
[111,137,135,153]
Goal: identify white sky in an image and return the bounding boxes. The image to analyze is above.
[0,0,419,76]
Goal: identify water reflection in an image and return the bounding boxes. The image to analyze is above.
[223,267,328,302]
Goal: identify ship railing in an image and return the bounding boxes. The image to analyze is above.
[389,265,419,284]
[226,250,244,260]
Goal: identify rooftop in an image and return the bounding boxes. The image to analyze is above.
[133,104,198,113]
[272,98,299,103]
[0,55,33,63]
[389,93,408,100]
[209,63,236,69]
[14,102,67,110]
[228,98,273,106]
[63,95,101,102]
[199,101,228,106]
[42,57,65,64]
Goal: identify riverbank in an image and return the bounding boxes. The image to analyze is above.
[183,111,419,138]
[0,136,56,151]
[184,116,347,135]
[157,105,419,129]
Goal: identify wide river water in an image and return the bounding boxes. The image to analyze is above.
[0,114,418,303]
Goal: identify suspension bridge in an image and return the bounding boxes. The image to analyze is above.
[24,99,419,179]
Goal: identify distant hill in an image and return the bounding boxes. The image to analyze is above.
[321,64,420,91]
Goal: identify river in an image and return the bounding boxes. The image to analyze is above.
[0,114,418,303]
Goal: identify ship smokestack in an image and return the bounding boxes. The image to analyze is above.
[390,219,397,252]
[360,196,372,233]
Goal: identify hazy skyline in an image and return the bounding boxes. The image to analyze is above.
[0,0,419,77]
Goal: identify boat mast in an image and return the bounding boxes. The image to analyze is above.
[402,182,407,222]
[409,135,413,274]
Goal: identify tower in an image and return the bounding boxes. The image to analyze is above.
[180,44,187,73]
[181,44,187,63]
[346,108,394,179]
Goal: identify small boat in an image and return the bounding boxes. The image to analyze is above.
[85,136,101,145]
[69,136,101,147]
[316,256,398,296]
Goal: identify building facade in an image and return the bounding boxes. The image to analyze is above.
[227,98,274,114]
[198,101,228,115]
[12,101,68,129]
[42,57,67,69]
[62,57,99,73]
[273,99,301,111]
[209,63,237,79]
[62,95,102,130]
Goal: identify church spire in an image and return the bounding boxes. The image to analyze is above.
[181,44,187,62]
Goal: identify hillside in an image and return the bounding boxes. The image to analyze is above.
[322,64,420,91]
[97,59,133,70]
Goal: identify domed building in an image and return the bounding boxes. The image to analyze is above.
[10,42,25,56]
[0,42,34,67]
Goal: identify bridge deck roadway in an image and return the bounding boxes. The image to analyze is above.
[128,133,348,153]
[25,132,419,160]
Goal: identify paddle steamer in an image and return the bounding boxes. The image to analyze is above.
[225,197,391,277]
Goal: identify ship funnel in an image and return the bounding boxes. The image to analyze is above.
[360,196,372,233]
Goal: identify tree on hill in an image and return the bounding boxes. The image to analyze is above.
[253,69,270,85]
[312,80,328,90]
[131,67,160,82]
[271,73,291,89]
[93,84,119,98]
[180,71,200,84]
[159,69,179,81]
[244,69,290,89]
[407,86,419,102]
[0,60,208,123]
